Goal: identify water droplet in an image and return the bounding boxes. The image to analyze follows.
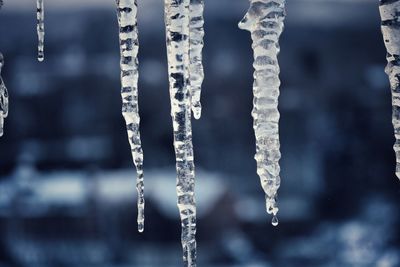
[138,223,144,233]
[272,216,279,227]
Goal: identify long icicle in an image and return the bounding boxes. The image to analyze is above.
[379,0,400,180]
[115,0,145,232]
[36,0,45,62]
[189,0,205,120]
[0,53,8,137]
[164,0,197,266]
[239,0,286,226]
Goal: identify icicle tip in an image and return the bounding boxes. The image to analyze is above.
[138,222,144,233]
[192,104,202,120]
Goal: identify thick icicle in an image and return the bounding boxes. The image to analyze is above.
[189,0,205,119]
[115,0,145,232]
[379,0,400,180]
[0,53,9,137]
[36,0,45,62]
[164,0,197,266]
[239,0,286,226]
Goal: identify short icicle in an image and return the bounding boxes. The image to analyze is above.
[189,0,205,119]
[239,0,286,226]
[164,0,197,266]
[0,53,9,137]
[36,0,45,62]
[115,0,145,232]
[379,0,400,180]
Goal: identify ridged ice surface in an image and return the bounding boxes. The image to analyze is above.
[189,0,204,120]
[239,0,286,226]
[36,0,44,62]
[164,0,197,266]
[115,0,145,232]
[0,53,9,137]
[380,0,400,180]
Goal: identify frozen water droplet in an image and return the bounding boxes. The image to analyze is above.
[272,216,279,227]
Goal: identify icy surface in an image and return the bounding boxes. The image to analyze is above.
[164,0,197,266]
[115,0,145,232]
[379,0,400,180]
[189,0,205,119]
[0,53,8,137]
[239,0,286,225]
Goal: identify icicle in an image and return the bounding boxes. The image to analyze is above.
[0,53,9,137]
[115,0,145,232]
[239,0,286,226]
[164,0,197,266]
[189,0,205,120]
[36,0,45,62]
[379,0,400,180]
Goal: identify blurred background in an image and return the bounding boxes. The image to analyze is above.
[0,0,400,266]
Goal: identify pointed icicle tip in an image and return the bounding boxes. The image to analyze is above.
[238,16,251,31]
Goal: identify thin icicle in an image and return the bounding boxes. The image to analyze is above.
[36,0,44,62]
[189,0,205,120]
[115,0,145,232]
[164,0,197,266]
[239,0,286,226]
[379,0,400,180]
[0,53,9,137]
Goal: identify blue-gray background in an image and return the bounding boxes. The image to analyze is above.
[0,0,399,266]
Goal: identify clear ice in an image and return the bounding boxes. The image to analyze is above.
[189,0,205,120]
[115,0,145,232]
[164,0,197,266]
[239,0,286,226]
[379,0,400,180]
[37,0,45,62]
[0,53,9,137]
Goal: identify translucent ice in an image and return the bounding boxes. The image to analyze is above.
[189,0,205,119]
[164,0,197,266]
[115,0,145,232]
[37,0,45,62]
[379,0,400,180]
[239,0,286,225]
[0,53,9,137]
